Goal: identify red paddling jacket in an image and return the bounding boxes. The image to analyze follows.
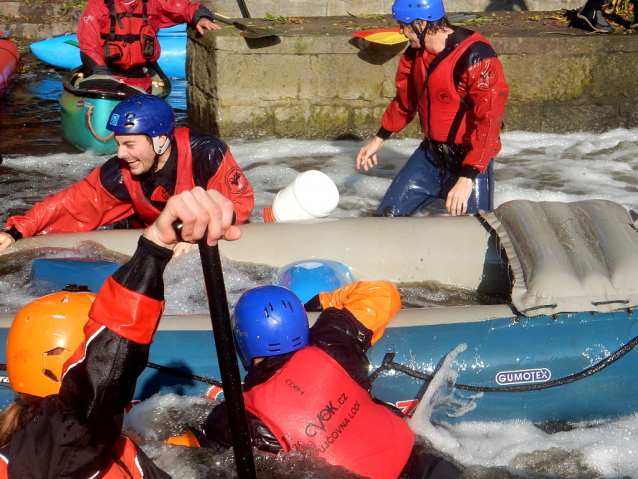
[0,237,173,478]
[380,27,509,175]
[4,129,254,240]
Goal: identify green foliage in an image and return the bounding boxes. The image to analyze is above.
[61,1,87,16]
[263,12,288,24]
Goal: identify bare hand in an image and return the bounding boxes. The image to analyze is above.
[0,232,16,252]
[445,177,474,217]
[196,18,221,34]
[143,187,241,249]
[356,137,384,172]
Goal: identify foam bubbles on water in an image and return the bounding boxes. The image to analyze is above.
[162,251,277,315]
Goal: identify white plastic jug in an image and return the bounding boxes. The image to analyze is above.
[267,170,339,222]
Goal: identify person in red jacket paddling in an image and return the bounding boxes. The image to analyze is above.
[356,0,509,218]
[0,95,254,252]
[77,0,219,91]
[0,187,240,478]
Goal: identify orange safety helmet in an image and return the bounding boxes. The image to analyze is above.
[7,291,95,398]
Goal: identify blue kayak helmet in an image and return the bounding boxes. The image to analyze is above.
[107,94,175,154]
[232,285,309,370]
[392,0,446,23]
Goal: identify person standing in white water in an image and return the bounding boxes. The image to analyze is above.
[357,0,508,217]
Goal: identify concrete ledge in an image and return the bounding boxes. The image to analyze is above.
[187,17,638,137]
[201,0,584,19]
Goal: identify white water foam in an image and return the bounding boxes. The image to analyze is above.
[4,129,638,477]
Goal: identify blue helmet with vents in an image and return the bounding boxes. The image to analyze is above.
[392,0,445,23]
[106,94,175,154]
[232,285,309,370]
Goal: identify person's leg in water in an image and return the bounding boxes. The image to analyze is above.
[577,0,614,32]
[374,144,443,217]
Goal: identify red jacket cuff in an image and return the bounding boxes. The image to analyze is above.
[89,276,165,345]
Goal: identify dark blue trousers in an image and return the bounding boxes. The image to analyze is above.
[375,141,494,217]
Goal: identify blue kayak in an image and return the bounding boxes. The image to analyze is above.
[30,25,187,79]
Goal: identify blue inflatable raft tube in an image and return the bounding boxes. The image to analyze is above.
[30,25,187,79]
[30,258,120,294]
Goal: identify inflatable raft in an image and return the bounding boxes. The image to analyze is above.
[60,65,171,154]
[0,31,20,99]
[2,199,638,425]
[30,25,187,79]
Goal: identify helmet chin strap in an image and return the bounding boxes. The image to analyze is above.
[152,136,170,155]
[414,19,427,47]
[150,136,170,173]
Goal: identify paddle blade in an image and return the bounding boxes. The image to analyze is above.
[351,28,407,45]
[239,26,282,39]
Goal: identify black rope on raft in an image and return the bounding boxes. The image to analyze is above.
[368,335,638,393]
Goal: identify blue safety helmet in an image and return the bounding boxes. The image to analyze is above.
[392,0,446,23]
[232,285,309,370]
[106,94,175,154]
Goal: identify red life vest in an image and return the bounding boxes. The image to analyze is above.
[120,127,195,225]
[415,29,494,145]
[244,347,415,479]
[100,0,160,72]
[0,436,144,479]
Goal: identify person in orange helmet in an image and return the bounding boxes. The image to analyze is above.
[0,187,240,478]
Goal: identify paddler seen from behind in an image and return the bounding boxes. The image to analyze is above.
[0,94,254,253]
[0,187,240,478]
[195,283,463,479]
[77,0,219,91]
[357,0,509,217]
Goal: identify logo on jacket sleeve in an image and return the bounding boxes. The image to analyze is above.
[477,64,498,89]
[226,167,249,195]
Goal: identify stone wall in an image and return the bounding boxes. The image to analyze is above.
[201,0,583,19]
[494,35,638,133]
[187,25,638,138]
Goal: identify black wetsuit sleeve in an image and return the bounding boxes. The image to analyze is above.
[309,307,374,391]
[189,130,228,188]
[192,5,215,24]
[4,238,172,479]
[81,51,112,76]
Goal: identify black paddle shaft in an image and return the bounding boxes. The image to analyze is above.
[237,0,251,18]
[171,218,258,479]
[197,241,257,478]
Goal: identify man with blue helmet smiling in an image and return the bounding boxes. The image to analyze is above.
[0,94,254,252]
[357,0,509,218]
[198,282,463,479]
